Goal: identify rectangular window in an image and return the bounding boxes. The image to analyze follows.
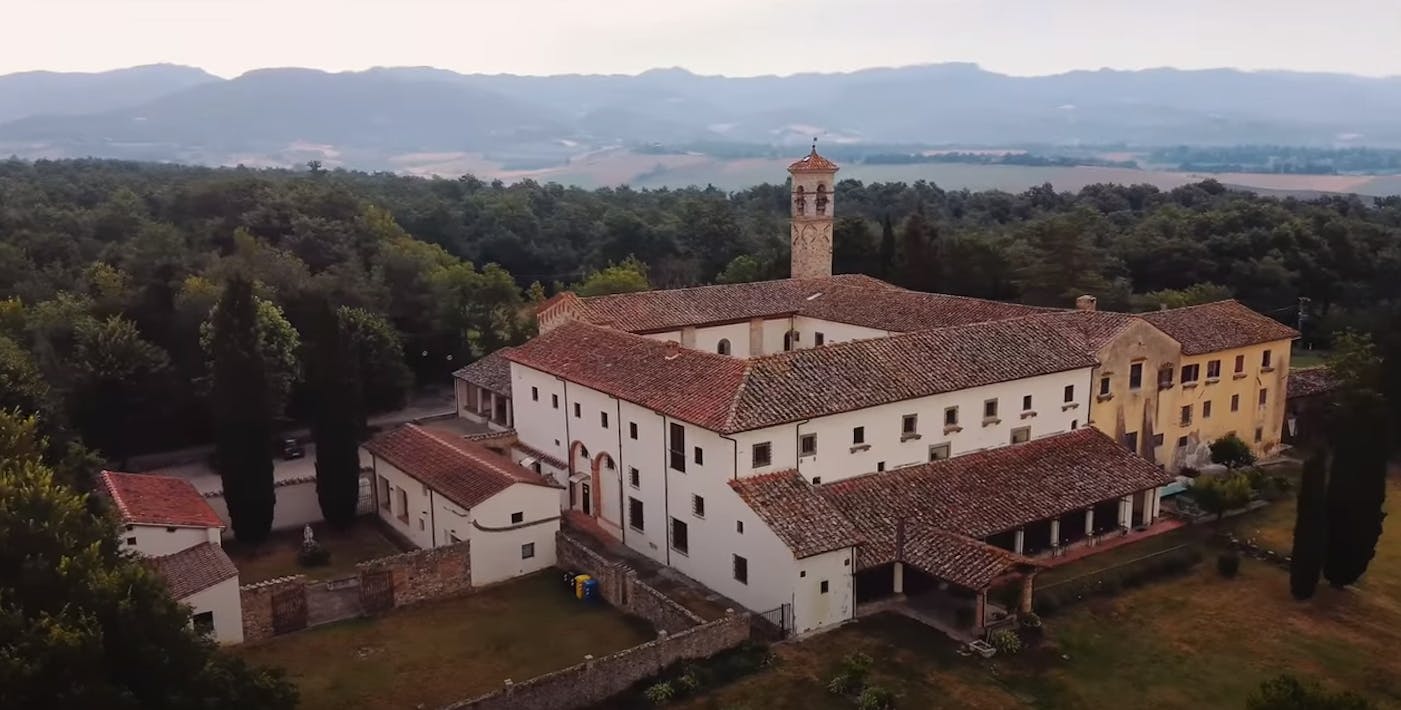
[379,476,390,509]
[815,332,826,346]
[1022,394,1033,411]
[629,497,644,531]
[733,555,749,584]
[1123,432,1139,451]
[531,386,539,401]
[1099,376,1111,395]
[693,446,704,465]
[1180,405,1192,425]
[820,580,830,594]
[1011,426,1030,444]
[800,433,817,456]
[876,461,886,472]
[521,543,536,559]
[1129,363,1143,389]
[1064,384,1075,402]
[1177,436,1188,448]
[692,495,705,518]
[1255,427,1263,442]
[192,611,215,637]
[752,442,772,468]
[1203,401,1213,418]
[552,394,559,409]
[600,411,609,428]
[928,443,951,461]
[629,467,640,488]
[1207,360,1221,379]
[629,422,638,440]
[1235,354,1246,374]
[1181,364,1200,384]
[510,511,524,524]
[671,518,689,555]
[1259,388,1268,408]
[852,426,865,444]
[736,520,744,534]
[573,402,581,418]
[902,414,918,435]
[1262,350,1273,368]
[984,399,998,419]
[1158,366,1174,388]
[1152,433,1165,447]
[1231,394,1241,412]
[669,422,686,472]
[944,406,959,426]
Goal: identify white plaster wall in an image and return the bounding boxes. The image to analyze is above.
[642,330,682,343]
[205,475,371,540]
[180,576,244,644]
[464,484,560,586]
[364,453,436,550]
[792,316,889,347]
[511,363,572,472]
[121,524,216,557]
[794,549,856,635]
[616,399,670,563]
[690,322,752,356]
[733,367,1094,483]
[761,317,796,354]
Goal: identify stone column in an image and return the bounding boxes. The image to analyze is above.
[1142,489,1155,524]
[1119,495,1133,529]
[1019,574,1035,613]
[1049,518,1061,548]
[973,592,987,630]
[748,318,765,357]
[892,562,904,595]
[1085,508,1095,537]
[1013,528,1025,554]
[680,327,696,348]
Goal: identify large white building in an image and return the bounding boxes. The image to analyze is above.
[448,148,1183,637]
[100,471,244,644]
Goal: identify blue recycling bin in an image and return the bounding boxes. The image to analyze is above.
[582,578,599,601]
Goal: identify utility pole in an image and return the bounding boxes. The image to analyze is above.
[1297,296,1310,334]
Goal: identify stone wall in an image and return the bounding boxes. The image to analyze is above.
[444,611,750,710]
[239,575,305,644]
[555,532,703,633]
[356,540,473,608]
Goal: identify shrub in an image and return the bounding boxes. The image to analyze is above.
[989,629,1022,656]
[644,681,676,705]
[1247,674,1374,710]
[296,540,330,567]
[1019,612,1042,628]
[1218,552,1241,578]
[677,666,703,693]
[1191,473,1254,519]
[827,652,873,696]
[1210,434,1257,469]
[857,685,898,710]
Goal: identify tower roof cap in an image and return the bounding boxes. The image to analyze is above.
[788,144,839,173]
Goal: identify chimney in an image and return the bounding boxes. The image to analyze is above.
[1075,294,1097,311]
[664,340,680,359]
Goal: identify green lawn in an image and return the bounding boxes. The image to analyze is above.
[224,520,404,583]
[683,472,1401,709]
[236,572,655,710]
[1291,347,1330,369]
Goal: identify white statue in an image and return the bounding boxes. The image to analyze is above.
[303,524,315,546]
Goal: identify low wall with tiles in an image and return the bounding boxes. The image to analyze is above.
[239,575,305,644]
[555,532,703,633]
[443,610,750,710]
[356,540,473,608]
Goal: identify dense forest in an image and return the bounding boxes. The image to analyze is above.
[1149,145,1401,175]
[3,157,1401,466]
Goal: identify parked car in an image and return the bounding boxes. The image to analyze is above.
[280,438,305,460]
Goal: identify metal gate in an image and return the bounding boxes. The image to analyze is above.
[271,587,308,636]
[360,570,395,613]
[753,603,792,640]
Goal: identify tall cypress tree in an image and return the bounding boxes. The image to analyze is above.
[1290,452,1328,599]
[308,299,364,528]
[878,215,896,279]
[1323,388,1390,588]
[210,276,275,543]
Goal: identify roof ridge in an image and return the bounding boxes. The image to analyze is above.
[98,470,133,521]
[723,360,757,432]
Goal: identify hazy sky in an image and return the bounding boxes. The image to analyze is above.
[9,0,1400,78]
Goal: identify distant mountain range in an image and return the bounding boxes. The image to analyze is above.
[3,63,1401,176]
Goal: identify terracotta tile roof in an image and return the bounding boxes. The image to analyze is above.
[788,147,839,173]
[506,317,1096,433]
[148,543,238,599]
[728,471,862,558]
[363,424,558,510]
[796,286,1054,332]
[1139,300,1298,355]
[512,442,568,470]
[901,523,1040,590]
[819,428,1174,542]
[452,348,514,396]
[1025,310,1141,353]
[1288,367,1338,399]
[99,471,225,529]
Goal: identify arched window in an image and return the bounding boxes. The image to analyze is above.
[716,339,731,356]
[794,185,806,215]
[578,444,589,458]
[783,330,799,351]
[815,183,829,215]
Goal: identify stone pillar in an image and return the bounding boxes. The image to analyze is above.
[1019,574,1035,613]
[1119,495,1133,529]
[680,327,696,348]
[973,592,987,630]
[1049,518,1061,548]
[1150,487,1162,520]
[748,318,765,357]
[892,562,904,595]
[1084,508,1095,537]
[1013,528,1025,554]
[1142,488,1155,524]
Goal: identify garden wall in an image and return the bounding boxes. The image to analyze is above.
[444,611,751,710]
[239,575,306,643]
[556,532,704,633]
[356,540,473,608]
[206,473,372,538]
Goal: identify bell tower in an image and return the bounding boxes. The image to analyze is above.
[787,140,838,279]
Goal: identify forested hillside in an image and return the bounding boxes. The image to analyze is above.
[3,158,1400,466]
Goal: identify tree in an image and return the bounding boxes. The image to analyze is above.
[0,410,297,709]
[67,316,171,463]
[715,254,768,285]
[201,295,301,420]
[307,300,364,528]
[1209,434,1256,469]
[1190,472,1253,520]
[1290,452,1328,600]
[574,256,651,297]
[1131,282,1233,311]
[878,215,896,279]
[898,210,932,290]
[208,276,276,543]
[1322,332,1390,588]
[0,335,51,419]
[337,306,411,413]
[1247,674,1372,710]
